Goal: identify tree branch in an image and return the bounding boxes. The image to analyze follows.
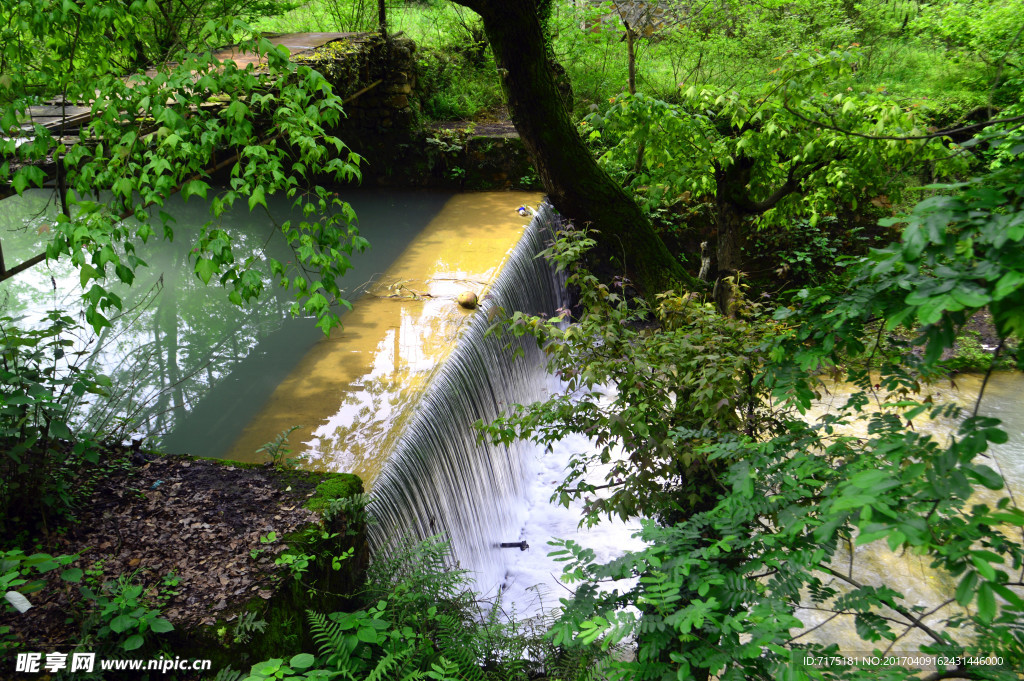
[820,565,949,647]
[781,102,1024,142]
[747,157,836,214]
[0,252,47,284]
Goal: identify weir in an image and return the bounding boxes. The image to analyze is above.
[368,203,567,593]
[1,186,568,594]
[214,193,566,590]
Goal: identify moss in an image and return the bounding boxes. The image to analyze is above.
[198,456,267,470]
[305,473,363,513]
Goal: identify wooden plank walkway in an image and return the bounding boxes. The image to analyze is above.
[23,103,92,134]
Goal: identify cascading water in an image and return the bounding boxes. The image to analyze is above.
[369,203,567,594]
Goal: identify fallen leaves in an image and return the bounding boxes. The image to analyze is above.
[4,455,321,647]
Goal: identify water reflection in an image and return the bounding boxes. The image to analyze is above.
[0,189,453,454]
[224,192,545,484]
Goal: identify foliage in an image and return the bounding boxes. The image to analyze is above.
[587,48,960,225]
[480,126,1024,679]
[2,8,365,337]
[275,551,315,581]
[0,313,109,529]
[545,0,1019,117]
[800,127,1024,369]
[943,330,998,373]
[415,47,503,120]
[250,531,280,560]
[231,610,270,645]
[78,570,175,652]
[321,493,372,533]
[133,0,301,66]
[257,425,303,469]
[1,549,82,653]
[321,0,385,32]
[307,474,364,514]
[242,537,606,681]
[907,0,1023,105]
[747,215,864,287]
[483,224,781,523]
[1,4,366,537]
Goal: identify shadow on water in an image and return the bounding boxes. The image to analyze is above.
[0,188,454,454]
[160,189,455,457]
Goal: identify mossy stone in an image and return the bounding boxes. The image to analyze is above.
[305,473,363,513]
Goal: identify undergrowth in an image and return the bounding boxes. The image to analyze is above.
[241,537,609,681]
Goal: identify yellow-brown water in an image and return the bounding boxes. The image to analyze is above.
[796,372,1024,656]
[224,192,543,485]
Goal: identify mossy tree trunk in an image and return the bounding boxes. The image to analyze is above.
[451,0,699,296]
[711,153,834,315]
[712,158,754,316]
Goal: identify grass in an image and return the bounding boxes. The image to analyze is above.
[253,1,469,39]
[252,1,1012,122]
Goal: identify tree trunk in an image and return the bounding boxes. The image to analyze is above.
[452,0,699,295]
[626,22,637,95]
[713,158,753,316]
[712,202,743,316]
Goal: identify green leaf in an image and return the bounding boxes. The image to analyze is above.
[848,469,888,490]
[832,494,874,511]
[60,568,83,583]
[195,258,217,285]
[49,421,72,440]
[182,179,209,201]
[954,570,977,606]
[249,185,267,212]
[110,614,138,633]
[251,660,283,675]
[289,654,314,669]
[149,618,174,633]
[950,287,989,308]
[976,581,996,623]
[79,264,100,288]
[970,553,998,581]
[12,166,45,195]
[965,464,1003,490]
[122,634,144,651]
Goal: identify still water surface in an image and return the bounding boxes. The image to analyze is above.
[0,189,455,455]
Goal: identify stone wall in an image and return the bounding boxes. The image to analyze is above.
[296,33,419,144]
[295,34,539,191]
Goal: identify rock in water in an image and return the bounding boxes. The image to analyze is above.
[457,291,478,309]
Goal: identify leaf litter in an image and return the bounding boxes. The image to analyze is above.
[4,454,321,648]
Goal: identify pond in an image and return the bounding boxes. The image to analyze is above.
[0,189,537,461]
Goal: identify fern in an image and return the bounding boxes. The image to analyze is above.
[366,647,425,681]
[232,610,268,644]
[210,669,243,681]
[425,657,461,681]
[436,645,484,681]
[307,609,352,669]
[575,654,618,681]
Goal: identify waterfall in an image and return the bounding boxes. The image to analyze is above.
[368,203,566,593]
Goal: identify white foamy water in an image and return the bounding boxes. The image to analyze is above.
[492,380,648,621]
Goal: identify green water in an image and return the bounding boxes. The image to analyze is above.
[0,188,454,456]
